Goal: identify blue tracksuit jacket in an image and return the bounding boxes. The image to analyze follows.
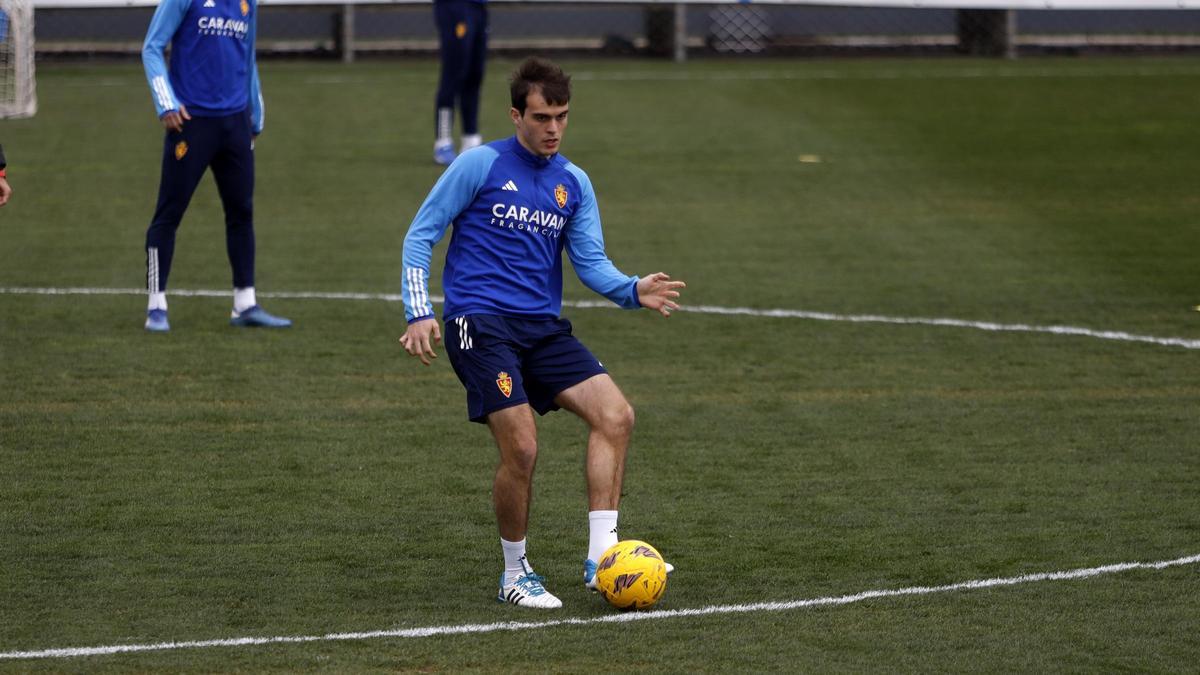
[143,0,264,134]
[402,137,640,323]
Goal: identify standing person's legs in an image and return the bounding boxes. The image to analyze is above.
[433,0,468,162]
[211,110,291,328]
[458,1,488,151]
[210,111,255,294]
[144,117,219,330]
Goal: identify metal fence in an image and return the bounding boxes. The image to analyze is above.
[29,2,1200,61]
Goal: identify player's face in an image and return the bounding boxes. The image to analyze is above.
[511,91,569,158]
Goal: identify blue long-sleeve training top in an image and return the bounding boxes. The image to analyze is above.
[402,136,640,323]
[143,0,264,134]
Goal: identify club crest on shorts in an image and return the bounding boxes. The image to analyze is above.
[174,141,188,161]
[554,184,568,209]
[240,0,250,16]
[496,371,513,398]
[455,22,468,39]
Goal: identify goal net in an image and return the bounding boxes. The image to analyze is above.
[0,0,35,118]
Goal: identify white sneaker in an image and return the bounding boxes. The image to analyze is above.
[460,134,482,153]
[497,572,562,609]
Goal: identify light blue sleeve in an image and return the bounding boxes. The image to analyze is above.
[248,3,264,134]
[142,0,188,119]
[563,163,640,309]
[401,146,498,323]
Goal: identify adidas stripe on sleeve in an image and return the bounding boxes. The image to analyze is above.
[401,146,500,323]
[142,0,189,118]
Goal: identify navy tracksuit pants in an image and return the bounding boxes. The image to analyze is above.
[434,0,488,138]
[145,109,256,294]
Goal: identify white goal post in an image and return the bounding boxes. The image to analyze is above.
[0,0,35,119]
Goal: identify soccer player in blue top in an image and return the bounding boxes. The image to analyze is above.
[141,0,290,333]
[400,57,684,609]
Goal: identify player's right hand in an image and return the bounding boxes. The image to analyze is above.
[399,318,442,366]
[161,104,191,133]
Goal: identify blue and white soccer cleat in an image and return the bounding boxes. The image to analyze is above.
[144,309,170,333]
[230,305,292,328]
[584,558,674,591]
[433,141,457,166]
[583,558,600,591]
[498,572,562,609]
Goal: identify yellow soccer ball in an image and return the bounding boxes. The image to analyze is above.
[595,540,668,610]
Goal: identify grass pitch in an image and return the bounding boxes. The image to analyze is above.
[2,56,1200,671]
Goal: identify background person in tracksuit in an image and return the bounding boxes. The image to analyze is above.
[142,0,290,332]
[400,57,684,609]
[432,0,488,165]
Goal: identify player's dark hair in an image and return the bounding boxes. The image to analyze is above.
[510,57,571,114]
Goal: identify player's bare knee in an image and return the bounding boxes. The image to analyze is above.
[501,440,539,476]
[597,401,634,440]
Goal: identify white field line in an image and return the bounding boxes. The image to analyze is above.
[2,553,1197,661]
[4,285,1199,350]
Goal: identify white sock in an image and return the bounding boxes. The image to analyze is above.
[588,510,619,563]
[436,107,453,145]
[501,537,531,586]
[233,287,256,313]
[147,292,167,312]
[460,134,482,152]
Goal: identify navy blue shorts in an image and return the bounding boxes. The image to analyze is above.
[444,314,607,423]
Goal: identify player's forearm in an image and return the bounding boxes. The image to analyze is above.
[249,68,265,134]
[142,0,184,116]
[248,18,264,133]
[580,267,641,309]
[566,224,640,309]
[402,226,439,322]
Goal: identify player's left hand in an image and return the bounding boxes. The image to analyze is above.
[637,272,686,318]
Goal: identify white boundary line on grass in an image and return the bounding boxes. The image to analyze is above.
[4,285,1200,350]
[2,553,1197,661]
